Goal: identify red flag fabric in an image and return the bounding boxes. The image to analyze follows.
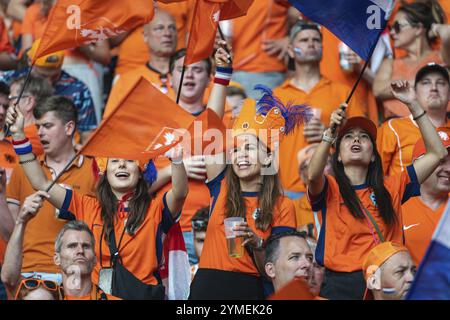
[184,0,254,65]
[31,0,154,64]
[220,0,254,20]
[80,76,226,161]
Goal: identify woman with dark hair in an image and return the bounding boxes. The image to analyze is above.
[4,103,188,300]
[306,80,447,300]
[373,0,450,119]
[189,43,311,300]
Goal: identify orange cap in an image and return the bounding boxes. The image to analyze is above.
[412,127,450,160]
[362,242,409,280]
[338,116,377,142]
[27,39,65,68]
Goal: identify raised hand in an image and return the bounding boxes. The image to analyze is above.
[5,105,25,139]
[17,191,50,225]
[215,40,232,68]
[391,80,416,105]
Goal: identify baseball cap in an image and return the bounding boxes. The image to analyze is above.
[415,62,449,85]
[412,127,450,160]
[27,39,65,68]
[362,242,409,281]
[337,117,377,142]
[289,20,322,41]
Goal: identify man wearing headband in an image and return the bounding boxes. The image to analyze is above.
[363,242,416,300]
[273,20,365,200]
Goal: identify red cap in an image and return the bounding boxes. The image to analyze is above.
[412,127,450,160]
[337,117,377,142]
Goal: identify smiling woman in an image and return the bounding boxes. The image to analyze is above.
[4,98,189,299]
[306,79,447,300]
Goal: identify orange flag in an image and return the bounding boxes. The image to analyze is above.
[269,279,315,300]
[31,0,155,64]
[80,76,226,161]
[184,0,253,65]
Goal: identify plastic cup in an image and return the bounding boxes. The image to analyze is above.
[224,217,245,258]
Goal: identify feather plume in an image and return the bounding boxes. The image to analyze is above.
[254,84,313,135]
[143,159,158,185]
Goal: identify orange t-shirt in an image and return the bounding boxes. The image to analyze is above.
[58,189,177,286]
[320,28,378,124]
[382,51,447,118]
[308,165,420,272]
[273,77,365,193]
[402,196,447,266]
[0,17,14,54]
[115,1,194,76]
[103,65,175,118]
[199,168,296,276]
[378,117,450,176]
[6,155,97,274]
[232,0,289,73]
[0,139,18,182]
[21,3,46,39]
[64,285,121,300]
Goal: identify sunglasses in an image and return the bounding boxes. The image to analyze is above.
[192,219,208,230]
[389,21,416,34]
[15,278,59,300]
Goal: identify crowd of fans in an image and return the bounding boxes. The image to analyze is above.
[0,0,449,300]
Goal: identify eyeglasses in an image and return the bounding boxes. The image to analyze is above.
[8,95,30,102]
[389,21,416,34]
[192,219,208,231]
[14,278,59,300]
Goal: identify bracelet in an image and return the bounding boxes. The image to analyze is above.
[169,158,183,165]
[19,153,36,165]
[413,110,427,121]
[322,131,336,144]
[214,66,233,86]
[12,137,33,155]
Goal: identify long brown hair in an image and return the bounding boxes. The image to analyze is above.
[225,164,282,232]
[96,173,152,242]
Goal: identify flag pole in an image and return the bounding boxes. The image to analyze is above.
[330,28,386,135]
[3,65,34,137]
[45,152,79,192]
[176,65,186,105]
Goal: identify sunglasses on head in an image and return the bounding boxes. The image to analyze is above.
[192,219,208,231]
[15,278,59,300]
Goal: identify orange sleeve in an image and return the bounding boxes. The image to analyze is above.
[5,166,23,205]
[21,3,39,36]
[377,120,397,176]
[58,189,99,222]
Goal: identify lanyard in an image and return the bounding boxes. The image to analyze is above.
[357,199,385,245]
[99,221,127,268]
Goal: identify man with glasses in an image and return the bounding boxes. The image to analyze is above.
[0,96,97,297]
[103,9,178,117]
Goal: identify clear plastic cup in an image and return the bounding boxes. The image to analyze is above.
[224,217,245,258]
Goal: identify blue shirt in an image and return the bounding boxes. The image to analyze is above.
[0,68,97,131]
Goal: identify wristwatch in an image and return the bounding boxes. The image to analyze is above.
[322,130,336,144]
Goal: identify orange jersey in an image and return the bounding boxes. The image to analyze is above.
[199,169,296,276]
[378,117,450,176]
[103,65,175,118]
[6,156,97,274]
[382,51,447,118]
[58,189,178,285]
[115,1,194,76]
[273,77,365,193]
[308,165,420,272]
[320,28,377,124]
[402,196,447,266]
[232,0,289,73]
[64,285,121,300]
[21,3,46,39]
